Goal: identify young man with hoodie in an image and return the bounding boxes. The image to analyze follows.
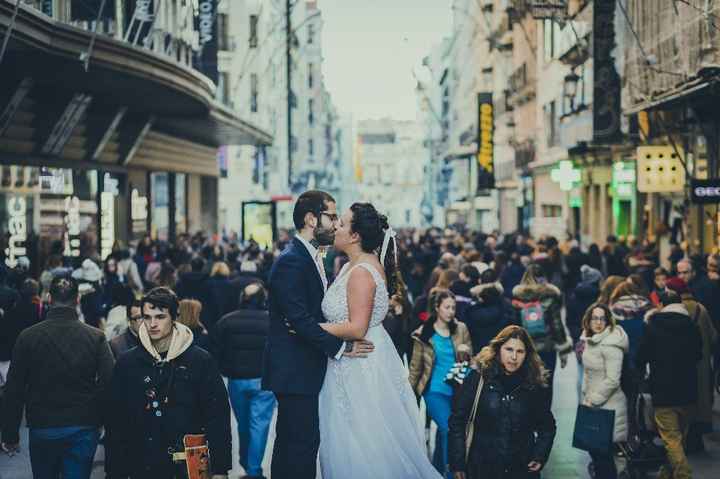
[105,287,231,479]
[637,290,702,479]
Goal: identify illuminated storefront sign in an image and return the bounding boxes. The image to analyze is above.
[476,92,495,191]
[5,196,27,268]
[612,162,636,199]
[551,160,581,191]
[64,196,81,257]
[100,192,115,260]
[131,188,148,234]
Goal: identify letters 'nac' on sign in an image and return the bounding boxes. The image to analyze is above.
[636,146,685,193]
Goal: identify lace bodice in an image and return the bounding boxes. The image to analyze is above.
[322,263,389,328]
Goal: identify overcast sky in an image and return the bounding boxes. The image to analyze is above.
[321,0,452,122]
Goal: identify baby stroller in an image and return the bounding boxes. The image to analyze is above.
[616,387,667,479]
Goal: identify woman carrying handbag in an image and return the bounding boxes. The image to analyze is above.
[577,303,629,478]
[448,325,557,479]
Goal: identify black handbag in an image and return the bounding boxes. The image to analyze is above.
[572,405,615,455]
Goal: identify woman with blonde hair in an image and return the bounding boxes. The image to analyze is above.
[448,325,556,479]
[207,261,235,330]
[177,299,210,351]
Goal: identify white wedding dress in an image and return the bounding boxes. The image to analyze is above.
[319,263,442,479]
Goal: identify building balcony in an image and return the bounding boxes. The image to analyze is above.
[507,63,536,107]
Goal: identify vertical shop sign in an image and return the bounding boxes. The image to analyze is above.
[5,196,27,268]
[217,145,228,178]
[194,0,219,84]
[100,192,115,260]
[64,196,81,258]
[476,93,495,192]
[131,188,149,234]
[593,0,621,142]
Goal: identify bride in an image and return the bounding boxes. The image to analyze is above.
[317,203,442,479]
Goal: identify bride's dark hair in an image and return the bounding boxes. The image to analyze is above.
[349,203,400,296]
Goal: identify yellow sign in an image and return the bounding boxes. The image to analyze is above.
[636,146,686,193]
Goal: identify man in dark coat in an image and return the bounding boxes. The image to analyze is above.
[565,265,602,344]
[262,191,372,479]
[636,290,702,479]
[213,283,274,479]
[1,277,114,479]
[109,299,142,359]
[105,287,230,479]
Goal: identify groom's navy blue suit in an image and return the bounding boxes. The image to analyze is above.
[263,237,343,479]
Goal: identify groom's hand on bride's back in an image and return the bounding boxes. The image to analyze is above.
[342,339,375,358]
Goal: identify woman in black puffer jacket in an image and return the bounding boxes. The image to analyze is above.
[448,325,556,479]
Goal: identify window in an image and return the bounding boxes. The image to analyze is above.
[308,139,314,156]
[249,15,258,48]
[308,99,314,125]
[218,13,229,51]
[307,23,315,44]
[544,101,557,146]
[250,73,258,113]
[541,204,562,218]
[543,19,554,63]
[218,72,231,106]
[308,63,314,88]
[150,172,169,241]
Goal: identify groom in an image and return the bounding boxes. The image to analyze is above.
[263,190,373,479]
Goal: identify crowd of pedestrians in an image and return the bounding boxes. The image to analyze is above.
[0,225,719,479]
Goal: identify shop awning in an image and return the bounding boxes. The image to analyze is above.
[624,76,714,116]
[0,2,272,163]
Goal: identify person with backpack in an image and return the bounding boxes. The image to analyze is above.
[511,263,572,408]
[580,303,629,479]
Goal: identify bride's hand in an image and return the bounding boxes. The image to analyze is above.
[343,339,375,358]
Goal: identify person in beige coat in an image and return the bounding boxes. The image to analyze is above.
[408,288,472,477]
[581,302,629,479]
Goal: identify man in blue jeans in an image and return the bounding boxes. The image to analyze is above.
[212,283,275,479]
[1,276,114,478]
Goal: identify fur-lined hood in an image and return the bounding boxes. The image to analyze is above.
[512,282,561,302]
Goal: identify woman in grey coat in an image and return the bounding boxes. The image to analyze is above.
[580,303,629,479]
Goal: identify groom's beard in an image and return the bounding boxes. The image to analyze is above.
[313,225,335,247]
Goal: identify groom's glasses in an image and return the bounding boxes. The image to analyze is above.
[320,212,339,223]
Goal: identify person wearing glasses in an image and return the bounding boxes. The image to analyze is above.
[580,303,629,479]
[105,287,231,479]
[109,296,143,359]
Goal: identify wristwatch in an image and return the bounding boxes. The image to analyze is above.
[344,341,354,353]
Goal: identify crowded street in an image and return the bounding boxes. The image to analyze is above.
[5,1,720,479]
[2,355,720,478]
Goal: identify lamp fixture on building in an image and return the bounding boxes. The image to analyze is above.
[563,71,580,109]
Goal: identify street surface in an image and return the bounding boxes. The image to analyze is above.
[1,358,719,478]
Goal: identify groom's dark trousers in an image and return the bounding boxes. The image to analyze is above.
[262,238,343,479]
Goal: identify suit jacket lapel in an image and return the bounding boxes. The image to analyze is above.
[292,237,325,294]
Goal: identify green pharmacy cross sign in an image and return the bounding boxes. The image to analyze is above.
[551,160,581,191]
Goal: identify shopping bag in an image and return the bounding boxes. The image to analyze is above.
[572,405,615,455]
